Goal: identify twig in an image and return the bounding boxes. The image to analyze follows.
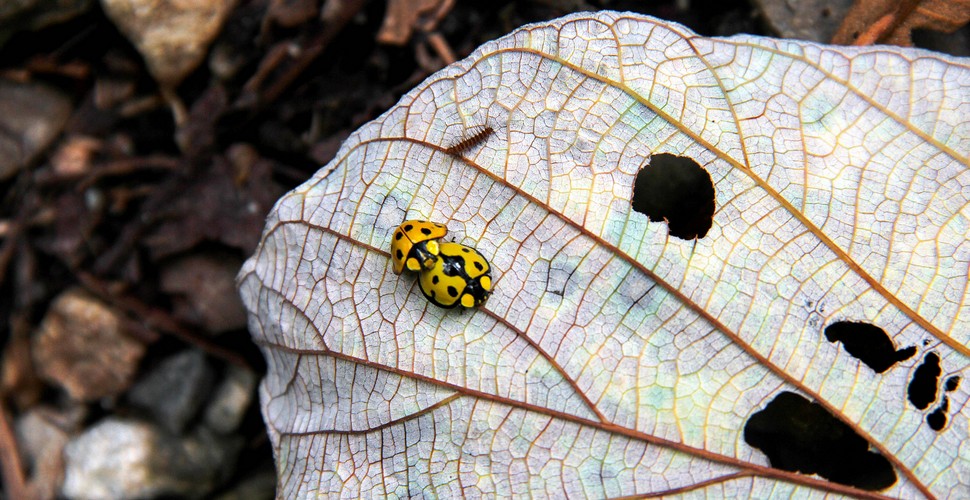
[237,0,367,108]
[0,399,29,500]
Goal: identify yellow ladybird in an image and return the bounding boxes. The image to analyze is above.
[390,220,448,274]
[418,241,492,308]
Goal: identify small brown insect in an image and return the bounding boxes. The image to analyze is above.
[445,125,494,156]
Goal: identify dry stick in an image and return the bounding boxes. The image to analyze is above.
[0,222,19,288]
[76,156,181,191]
[0,399,28,500]
[238,0,367,108]
[426,32,457,65]
[419,0,457,64]
[853,0,923,45]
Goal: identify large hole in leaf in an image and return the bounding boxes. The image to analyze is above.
[631,154,715,240]
[744,391,896,491]
[907,352,941,410]
[823,321,915,373]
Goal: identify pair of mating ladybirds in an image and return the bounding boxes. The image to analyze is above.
[390,220,492,309]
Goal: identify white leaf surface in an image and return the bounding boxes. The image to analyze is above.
[239,11,970,498]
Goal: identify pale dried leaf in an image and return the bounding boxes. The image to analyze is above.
[239,12,970,497]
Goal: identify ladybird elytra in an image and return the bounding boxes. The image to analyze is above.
[418,241,492,309]
[390,220,448,274]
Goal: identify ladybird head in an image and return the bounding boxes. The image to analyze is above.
[390,220,448,274]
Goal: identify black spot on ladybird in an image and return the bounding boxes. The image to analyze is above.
[432,275,439,284]
[404,224,413,231]
[474,262,483,271]
[421,227,432,235]
[395,231,403,240]
[396,249,404,259]
[462,247,470,253]
[447,286,459,297]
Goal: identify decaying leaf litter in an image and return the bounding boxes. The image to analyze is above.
[0,0,968,498]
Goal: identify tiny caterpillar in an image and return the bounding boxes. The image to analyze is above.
[444,125,494,156]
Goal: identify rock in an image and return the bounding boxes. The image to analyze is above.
[100,0,236,88]
[129,349,214,434]
[751,0,852,42]
[160,253,248,334]
[31,288,145,401]
[0,80,73,180]
[15,406,83,500]
[203,364,256,434]
[62,418,241,500]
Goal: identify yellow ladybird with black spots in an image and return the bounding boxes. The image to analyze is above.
[418,241,492,308]
[390,220,448,274]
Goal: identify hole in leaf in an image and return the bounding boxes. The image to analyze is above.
[907,352,941,410]
[944,375,960,392]
[823,321,915,373]
[926,396,949,432]
[744,391,896,491]
[631,154,715,240]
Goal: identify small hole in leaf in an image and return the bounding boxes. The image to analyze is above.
[744,391,896,491]
[908,352,941,410]
[631,154,715,240]
[945,375,960,392]
[926,396,949,432]
[823,321,915,373]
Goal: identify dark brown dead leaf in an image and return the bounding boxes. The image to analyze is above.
[266,0,318,28]
[160,252,248,334]
[142,151,283,259]
[377,0,452,45]
[832,0,970,45]
[0,80,72,180]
